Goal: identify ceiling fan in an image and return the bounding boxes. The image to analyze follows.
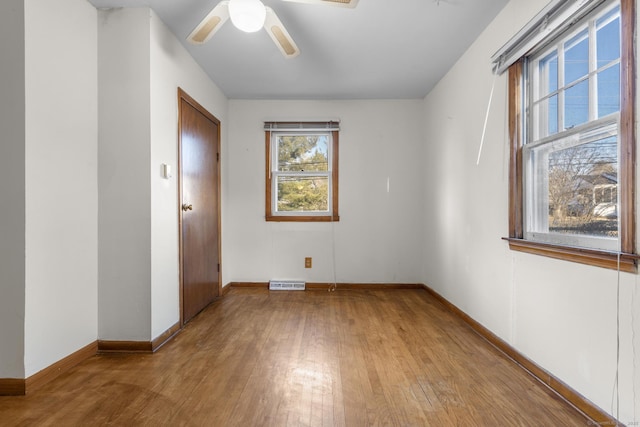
[187,0,358,58]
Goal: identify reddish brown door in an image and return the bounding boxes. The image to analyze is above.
[178,88,221,324]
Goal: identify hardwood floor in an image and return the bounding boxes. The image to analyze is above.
[0,288,590,426]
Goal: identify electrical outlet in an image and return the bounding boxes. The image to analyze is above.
[305,257,312,268]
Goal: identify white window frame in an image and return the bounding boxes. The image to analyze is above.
[523,1,622,251]
[264,121,340,222]
[501,0,636,272]
[270,131,333,217]
[523,118,619,250]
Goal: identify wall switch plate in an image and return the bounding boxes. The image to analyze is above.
[162,163,172,179]
[305,257,312,268]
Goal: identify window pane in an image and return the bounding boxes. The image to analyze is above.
[596,6,621,68]
[564,80,589,129]
[564,29,589,84]
[548,94,558,136]
[277,135,329,172]
[276,175,328,212]
[547,136,618,238]
[538,50,558,98]
[597,63,620,117]
[535,94,559,138]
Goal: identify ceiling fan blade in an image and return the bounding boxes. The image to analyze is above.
[264,7,300,58]
[282,0,358,8]
[188,1,230,44]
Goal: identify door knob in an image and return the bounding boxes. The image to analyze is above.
[182,204,193,212]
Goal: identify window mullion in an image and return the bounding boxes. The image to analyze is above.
[589,18,598,121]
[537,59,547,140]
[531,59,540,141]
[558,41,565,133]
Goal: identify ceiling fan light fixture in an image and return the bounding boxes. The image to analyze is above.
[228,0,266,33]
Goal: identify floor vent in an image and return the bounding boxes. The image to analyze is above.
[269,280,306,291]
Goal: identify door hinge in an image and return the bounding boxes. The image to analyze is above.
[217,263,220,272]
[217,152,220,161]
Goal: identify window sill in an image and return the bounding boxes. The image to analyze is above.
[266,215,340,222]
[502,237,638,273]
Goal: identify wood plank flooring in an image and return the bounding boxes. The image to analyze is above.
[0,288,590,426]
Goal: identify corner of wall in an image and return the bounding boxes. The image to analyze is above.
[0,0,26,379]
[98,6,152,341]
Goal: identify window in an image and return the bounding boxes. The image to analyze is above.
[503,0,636,271]
[265,122,339,222]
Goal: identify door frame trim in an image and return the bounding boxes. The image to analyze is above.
[177,87,222,327]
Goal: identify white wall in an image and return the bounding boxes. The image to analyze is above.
[0,0,26,379]
[98,8,152,341]
[99,8,229,341]
[149,10,228,339]
[226,100,424,284]
[23,0,98,376]
[422,0,640,422]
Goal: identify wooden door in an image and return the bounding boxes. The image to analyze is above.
[178,88,221,324]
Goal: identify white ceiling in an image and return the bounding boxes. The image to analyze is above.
[88,0,508,99]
